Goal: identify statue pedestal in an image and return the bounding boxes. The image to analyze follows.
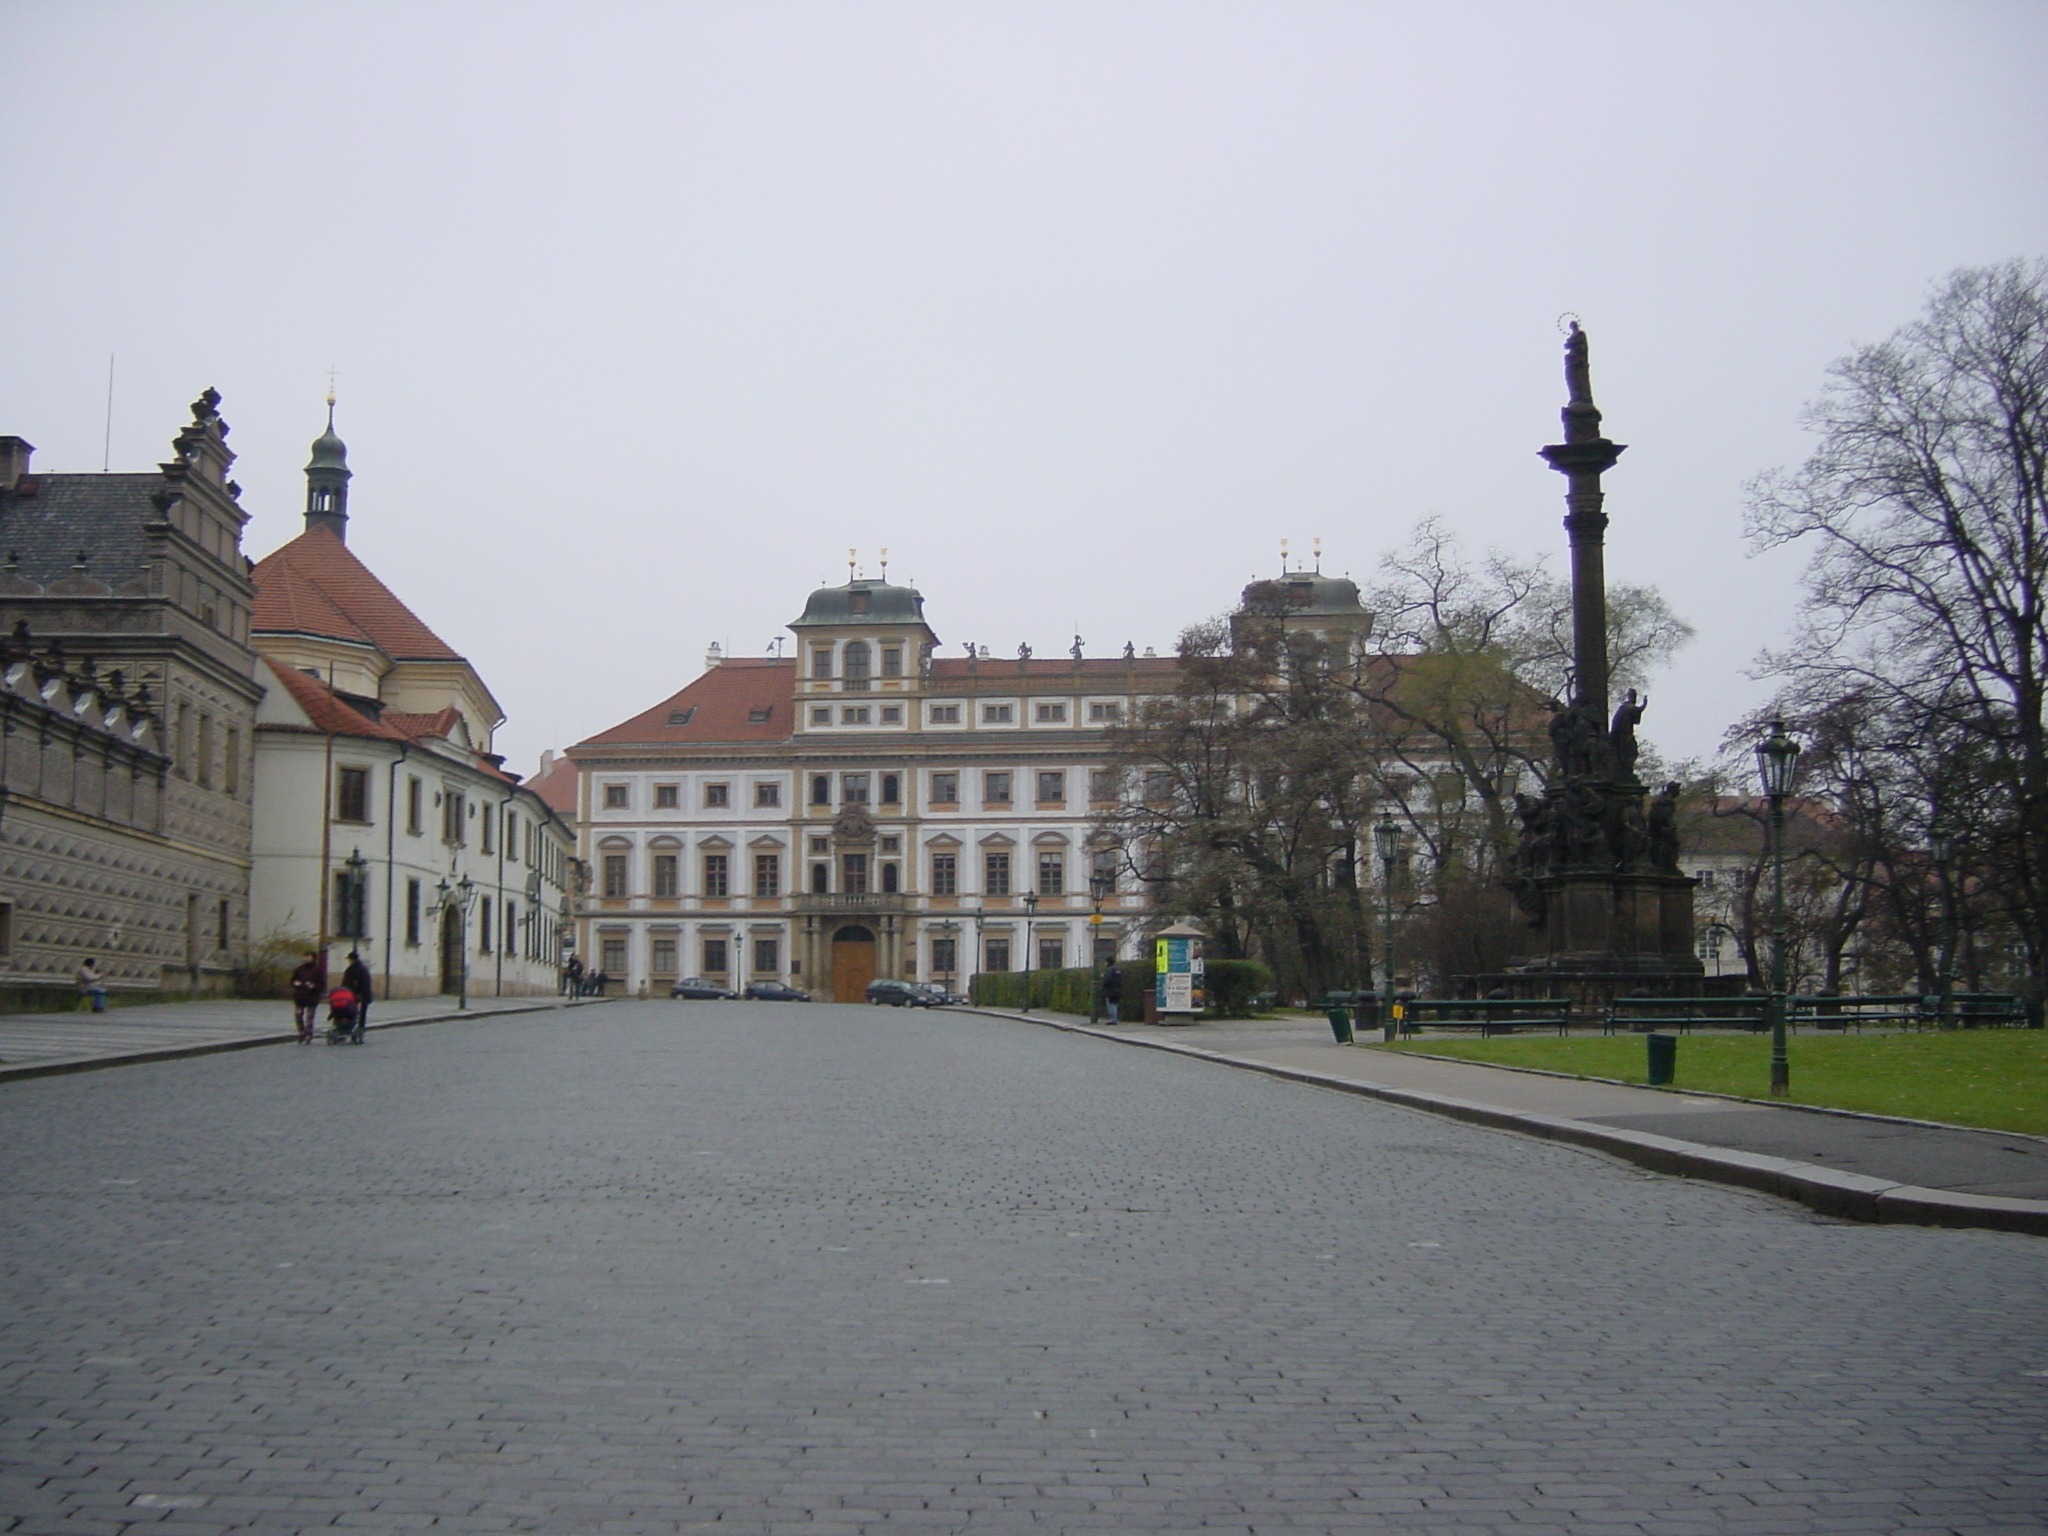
[1487,870,1705,1009]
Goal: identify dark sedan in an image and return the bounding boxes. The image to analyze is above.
[670,977,737,1000]
[743,980,811,1002]
[866,978,941,1007]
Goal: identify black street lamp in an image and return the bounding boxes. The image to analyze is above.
[935,918,960,996]
[1019,890,1040,1013]
[1755,720,1802,1096]
[1088,868,1113,1024]
[1930,823,1957,1028]
[434,873,479,1010]
[969,898,984,1004]
[1372,813,1401,1043]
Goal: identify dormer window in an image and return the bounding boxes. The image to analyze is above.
[849,590,869,615]
[667,707,695,726]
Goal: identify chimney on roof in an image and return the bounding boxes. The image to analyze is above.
[706,641,724,669]
[304,400,351,540]
[0,438,32,492]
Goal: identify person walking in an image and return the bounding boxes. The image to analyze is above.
[341,950,374,1035]
[1100,962,1123,1025]
[75,957,108,1013]
[289,951,326,1044]
[564,954,584,998]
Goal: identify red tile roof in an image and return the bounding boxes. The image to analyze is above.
[261,657,410,741]
[528,753,578,813]
[579,659,797,746]
[252,528,462,661]
[384,707,466,743]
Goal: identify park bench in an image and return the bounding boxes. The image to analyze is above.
[1609,996,1768,1035]
[1398,997,1573,1037]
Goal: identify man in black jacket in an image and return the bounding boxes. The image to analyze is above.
[341,951,374,1040]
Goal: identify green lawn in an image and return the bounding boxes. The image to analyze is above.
[1374,1030,2048,1136]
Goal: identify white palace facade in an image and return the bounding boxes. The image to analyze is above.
[563,577,1191,1001]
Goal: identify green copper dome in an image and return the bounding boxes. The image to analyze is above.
[790,579,928,628]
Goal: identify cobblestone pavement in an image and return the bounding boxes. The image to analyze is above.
[3,1001,2045,1536]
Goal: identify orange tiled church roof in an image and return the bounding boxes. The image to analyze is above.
[252,527,462,661]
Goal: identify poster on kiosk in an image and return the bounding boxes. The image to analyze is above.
[1154,923,1206,1017]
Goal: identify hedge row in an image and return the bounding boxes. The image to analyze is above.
[968,957,1275,1018]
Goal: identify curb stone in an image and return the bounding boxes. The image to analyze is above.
[957,1005,2048,1237]
[0,997,616,1084]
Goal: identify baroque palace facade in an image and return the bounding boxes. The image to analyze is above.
[561,570,1377,1002]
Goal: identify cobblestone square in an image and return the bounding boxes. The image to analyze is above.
[3,1002,2044,1533]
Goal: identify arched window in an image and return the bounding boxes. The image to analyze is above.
[844,641,872,691]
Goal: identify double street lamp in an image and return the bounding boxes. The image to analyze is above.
[1372,812,1401,1043]
[1088,868,1113,1024]
[1019,890,1040,1013]
[432,873,479,1010]
[1755,720,1802,1097]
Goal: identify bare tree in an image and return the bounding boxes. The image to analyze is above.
[1749,259,2048,985]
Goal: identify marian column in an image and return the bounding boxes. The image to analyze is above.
[1540,323,1623,723]
[1499,325,1701,997]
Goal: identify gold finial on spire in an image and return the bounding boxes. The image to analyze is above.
[879,547,889,577]
[1280,537,1290,570]
[847,548,857,581]
[1313,537,1323,572]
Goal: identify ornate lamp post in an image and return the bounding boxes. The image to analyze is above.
[1755,721,1801,1096]
[1373,813,1401,1043]
[935,918,960,997]
[433,873,479,1010]
[1019,890,1040,1013]
[1087,868,1113,1024]
[1930,823,1957,1028]
[342,848,370,944]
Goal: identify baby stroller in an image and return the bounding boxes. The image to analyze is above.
[325,986,365,1045]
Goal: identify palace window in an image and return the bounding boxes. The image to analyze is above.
[931,937,956,976]
[880,706,902,724]
[704,782,730,809]
[1089,702,1122,722]
[929,705,961,725]
[810,837,831,855]
[880,863,899,893]
[407,776,424,835]
[1038,852,1064,895]
[880,773,900,805]
[842,707,871,724]
[810,707,831,726]
[1038,936,1065,971]
[651,937,677,974]
[753,937,780,972]
[842,772,871,803]
[603,854,629,898]
[930,853,958,895]
[1089,769,1118,802]
[601,934,628,973]
[1036,771,1065,804]
[983,771,1012,806]
[652,854,679,898]
[702,938,728,974]
[842,853,869,893]
[930,772,958,805]
[655,784,680,808]
[603,783,630,809]
[811,647,833,679]
[479,897,493,954]
[754,852,781,896]
[811,774,832,806]
[984,850,1012,896]
[982,704,1013,724]
[405,879,422,946]
[844,641,872,690]
[1035,703,1067,723]
[984,938,1011,972]
[443,790,467,844]
[881,648,903,677]
[335,766,371,824]
[703,853,730,897]
[755,781,781,807]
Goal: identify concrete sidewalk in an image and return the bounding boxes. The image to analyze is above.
[0,992,607,1081]
[970,1005,2048,1236]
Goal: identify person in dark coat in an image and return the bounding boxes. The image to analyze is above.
[341,950,374,1034]
[1100,962,1123,1025]
[289,951,327,1043]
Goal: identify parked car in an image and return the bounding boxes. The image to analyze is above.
[670,977,737,1000]
[866,978,941,1007]
[922,987,970,1006]
[743,980,811,1002]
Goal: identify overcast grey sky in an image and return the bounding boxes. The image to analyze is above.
[5,1,2045,778]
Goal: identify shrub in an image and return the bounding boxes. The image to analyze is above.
[1205,958,1275,1018]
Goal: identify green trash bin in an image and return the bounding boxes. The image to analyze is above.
[1326,1007,1353,1044]
[1646,1031,1677,1086]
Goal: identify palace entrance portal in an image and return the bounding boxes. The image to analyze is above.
[830,924,877,1003]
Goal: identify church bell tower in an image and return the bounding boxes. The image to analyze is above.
[303,398,351,540]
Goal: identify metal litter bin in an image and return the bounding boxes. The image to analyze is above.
[1646,1031,1677,1086]
[1326,1007,1353,1044]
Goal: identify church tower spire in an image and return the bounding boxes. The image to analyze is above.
[304,396,351,540]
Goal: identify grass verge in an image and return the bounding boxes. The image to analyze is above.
[1376,1030,2048,1136]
